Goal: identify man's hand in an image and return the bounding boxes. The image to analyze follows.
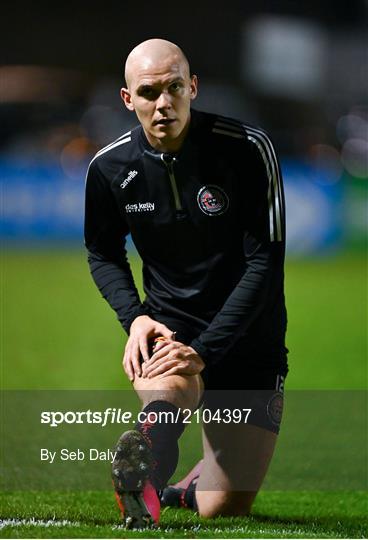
[123,315,175,381]
[141,340,205,379]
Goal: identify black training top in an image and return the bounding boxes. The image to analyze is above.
[84,109,288,368]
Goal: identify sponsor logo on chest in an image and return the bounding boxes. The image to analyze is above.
[125,202,155,213]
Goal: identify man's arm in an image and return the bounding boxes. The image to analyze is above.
[144,239,280,379]
[84,158,149,332]
[84,158,174,380]
[189,130,285,365]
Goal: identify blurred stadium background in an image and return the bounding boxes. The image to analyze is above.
[1,1,366,391]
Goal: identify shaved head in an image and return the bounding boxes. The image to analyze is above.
[121,38,197,153]
[125,39,190,88]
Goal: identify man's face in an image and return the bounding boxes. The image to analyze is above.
[121,56,197,152]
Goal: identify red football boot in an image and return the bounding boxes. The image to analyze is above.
[112,430,160,528]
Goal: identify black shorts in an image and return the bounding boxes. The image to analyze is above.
[149,314,288,434]
[201,372,286,434]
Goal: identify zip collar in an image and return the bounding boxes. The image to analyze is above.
[139,109,201,161]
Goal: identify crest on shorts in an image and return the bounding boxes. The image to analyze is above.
[197,185,229,216]
[267,392,284,426]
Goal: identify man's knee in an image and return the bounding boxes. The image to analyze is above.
[196,490,256,518]
[134,373,203,411]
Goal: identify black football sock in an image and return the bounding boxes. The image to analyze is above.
[135,400,185,490]
[183,477,199,511]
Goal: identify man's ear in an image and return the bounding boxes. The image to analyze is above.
[121,87,135,111]
[190,75,198,100]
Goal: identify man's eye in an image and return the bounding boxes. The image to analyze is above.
[170,82,182,92]
[140,87,155,98]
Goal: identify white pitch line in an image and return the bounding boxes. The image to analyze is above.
[0,518,270,535]
[0,518,81,529]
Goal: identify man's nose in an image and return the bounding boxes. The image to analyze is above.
[156,90,172,109]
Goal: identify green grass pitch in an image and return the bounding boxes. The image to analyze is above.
[1,249,367,538]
